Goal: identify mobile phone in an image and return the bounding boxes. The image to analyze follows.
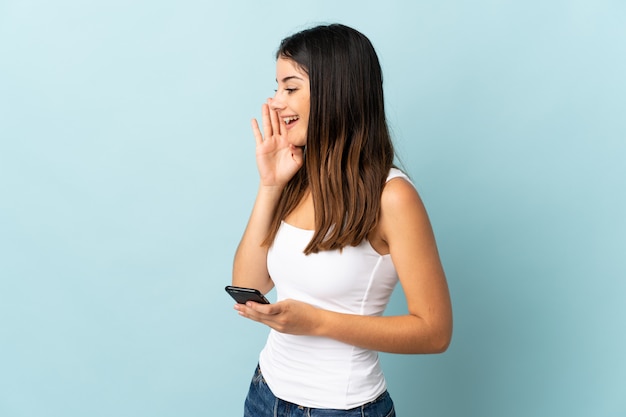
[225,285,270,304]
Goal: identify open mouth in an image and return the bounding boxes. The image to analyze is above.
[283,116,299,125]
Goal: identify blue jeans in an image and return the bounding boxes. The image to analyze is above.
[243,365,396,417]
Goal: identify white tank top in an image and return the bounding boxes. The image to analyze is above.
[259,168,409,409]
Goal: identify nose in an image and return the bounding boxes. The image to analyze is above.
[269,95,285,111]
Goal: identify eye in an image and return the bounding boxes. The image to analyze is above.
[274,87,298,95]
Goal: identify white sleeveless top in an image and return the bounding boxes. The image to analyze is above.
[259,168,410,409]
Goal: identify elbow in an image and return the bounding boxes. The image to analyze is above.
[405,332,451,355]
[406,301,453,354]
[428,309,453,354]
[416,318,453,354]
[431,320,453,353]
[430,332,452,354]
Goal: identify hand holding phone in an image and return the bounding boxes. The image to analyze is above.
[225,285,270,304]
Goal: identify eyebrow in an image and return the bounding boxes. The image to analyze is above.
[277,75,304,83]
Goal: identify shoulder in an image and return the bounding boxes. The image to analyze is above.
[382,169,422,212]
[379,170,430,242]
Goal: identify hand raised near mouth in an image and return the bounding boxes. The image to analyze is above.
[251,99,304,189]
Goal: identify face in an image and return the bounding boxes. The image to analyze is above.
[271,57,310,147]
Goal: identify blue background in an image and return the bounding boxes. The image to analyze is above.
[1,1,624,416]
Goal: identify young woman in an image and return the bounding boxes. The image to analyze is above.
[232,23,452,416]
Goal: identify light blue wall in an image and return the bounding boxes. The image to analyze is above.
[1,1,624,416]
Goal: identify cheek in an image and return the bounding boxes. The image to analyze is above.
[300,110,310,126]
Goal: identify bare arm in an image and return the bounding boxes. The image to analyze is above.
[236,177,453,354]
[232,100,304,294]
[232,185,282,294]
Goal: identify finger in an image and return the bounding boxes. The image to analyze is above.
[235,303,275,326]
[234,303,257,319]
[251,118,263,145]
[268,101,281,137]
[268,98,285,137]
[245,301,277,315]
[277,110,285,137]
[261,103,273,139]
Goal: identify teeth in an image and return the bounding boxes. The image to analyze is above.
[283,116,299,124]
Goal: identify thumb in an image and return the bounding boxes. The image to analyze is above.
[246,300,278,315]
[290,145,304,164]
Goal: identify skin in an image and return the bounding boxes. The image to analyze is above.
[232,58,453,354]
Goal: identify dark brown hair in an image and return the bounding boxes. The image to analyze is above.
[264,24,395,254]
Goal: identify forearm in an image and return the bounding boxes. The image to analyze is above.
[315,310,452,354]
[232,184,283,294]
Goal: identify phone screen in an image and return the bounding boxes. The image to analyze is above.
[225,286,270,304]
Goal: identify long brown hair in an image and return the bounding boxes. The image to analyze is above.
[264,24,395,254]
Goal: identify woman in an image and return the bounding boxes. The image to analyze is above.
[232,23,452,416]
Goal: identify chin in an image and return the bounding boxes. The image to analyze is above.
[288,134,306,148]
